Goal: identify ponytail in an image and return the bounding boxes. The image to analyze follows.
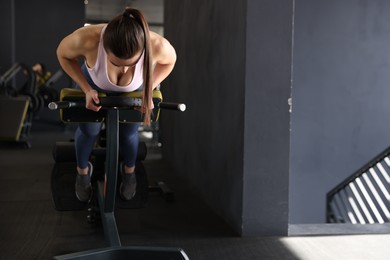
[104,7,153,125]
[127,8,153,126]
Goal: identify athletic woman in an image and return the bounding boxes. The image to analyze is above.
[57,7,176,202]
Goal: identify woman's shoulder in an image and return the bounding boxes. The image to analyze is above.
[149,31,176,63]
[71,24,106,51]
[149,31,170,48]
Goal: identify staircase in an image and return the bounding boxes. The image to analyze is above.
[327,147,390,224]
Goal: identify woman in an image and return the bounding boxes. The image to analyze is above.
[56,7,176,202]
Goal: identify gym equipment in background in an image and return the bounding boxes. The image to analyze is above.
[0,63,37,148]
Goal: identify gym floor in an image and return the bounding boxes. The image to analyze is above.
[1,111,390,260]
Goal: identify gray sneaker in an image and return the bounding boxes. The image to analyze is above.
[75,161,93,202]
[119,162,137,201]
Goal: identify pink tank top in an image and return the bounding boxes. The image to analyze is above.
[86,26,144,92]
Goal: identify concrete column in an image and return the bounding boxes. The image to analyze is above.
[163,0,294,236]
[243,0,294,236]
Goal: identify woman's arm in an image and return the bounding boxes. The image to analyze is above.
[151,33,177,89]
[56,27,101,111]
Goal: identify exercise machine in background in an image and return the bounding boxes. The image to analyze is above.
[0,63,67,148]
[0,63,37,148]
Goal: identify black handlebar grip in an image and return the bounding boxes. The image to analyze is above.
[158,102,186,112]
[48,101,79,110]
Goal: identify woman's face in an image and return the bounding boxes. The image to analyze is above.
[107,50,143,68]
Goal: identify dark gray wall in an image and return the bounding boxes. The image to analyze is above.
[244,0,293,235]
[290,0,390,223]
[163,0,247,235]
[0,0,84,78]
[0,0,14,72]
[163,0,293,236]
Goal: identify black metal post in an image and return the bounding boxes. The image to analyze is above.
[99,108,121,247]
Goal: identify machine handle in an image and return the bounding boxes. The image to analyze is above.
[48,101,79,110]
[49,99,186,112]
[159,102,186,112]
[48,97,141,110]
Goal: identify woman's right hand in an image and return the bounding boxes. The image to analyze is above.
[85,89,102,111]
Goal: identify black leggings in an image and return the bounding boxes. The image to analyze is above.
[75,122,139,169]
[75,64,141,169]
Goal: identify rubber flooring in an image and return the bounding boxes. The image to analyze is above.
[1,114,390,260]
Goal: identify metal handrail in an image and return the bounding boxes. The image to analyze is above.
[326,146,390,223]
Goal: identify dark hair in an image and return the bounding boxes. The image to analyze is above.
[37,63,47,74]
[103,7,152,125]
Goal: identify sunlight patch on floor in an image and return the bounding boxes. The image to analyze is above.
[279,234,390,260]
